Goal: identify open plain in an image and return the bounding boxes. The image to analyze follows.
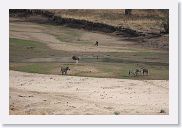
[9,10,169,115]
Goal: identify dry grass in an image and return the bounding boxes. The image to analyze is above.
[49,9,168,32]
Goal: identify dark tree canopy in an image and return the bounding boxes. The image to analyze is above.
[160,10,169,34]
[125,9,132,15]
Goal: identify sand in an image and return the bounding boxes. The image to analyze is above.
[9,70,168,115]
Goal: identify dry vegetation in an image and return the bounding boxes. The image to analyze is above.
[50,9,168,33]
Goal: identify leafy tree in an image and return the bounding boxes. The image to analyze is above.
[161,10,169,34]
[125,9,132,15]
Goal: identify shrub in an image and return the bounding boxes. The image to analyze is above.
[114,111,120,115]
[160,109,166,113]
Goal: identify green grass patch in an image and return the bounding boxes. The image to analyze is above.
[9,38,71,62]
[10,63,56,74]
[10,62,168,80]
[10,38,41,47]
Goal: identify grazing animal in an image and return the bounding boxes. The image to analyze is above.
[95,41,99,46]
[142,68,149,75]
[135,68,142,76]
[60,66,70,75]
[96,56,99,60]
[72,56,80,64]
[128,70,136,77]
[26,46,34,49]
[129,68,142,77]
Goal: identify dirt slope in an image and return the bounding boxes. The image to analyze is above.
[10,71,168,115]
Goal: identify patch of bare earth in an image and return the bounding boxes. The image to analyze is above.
[10,70,168,115]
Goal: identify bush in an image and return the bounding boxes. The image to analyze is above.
[160,109,166,113]
[114,111,120,115]
[163,19,169,33]
[125,9,132,15]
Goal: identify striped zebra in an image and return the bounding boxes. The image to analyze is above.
[61,66,70,75]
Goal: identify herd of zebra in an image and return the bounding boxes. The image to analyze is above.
[128,67,149,77]
[60,40,149,77]
[61,58,149,77]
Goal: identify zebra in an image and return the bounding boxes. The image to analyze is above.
[128,68,142,77]
[135,68,142,76]
[72,56,80,64]
[60,66,70,75]
[128,69,136,77]
[142,68,149,75]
